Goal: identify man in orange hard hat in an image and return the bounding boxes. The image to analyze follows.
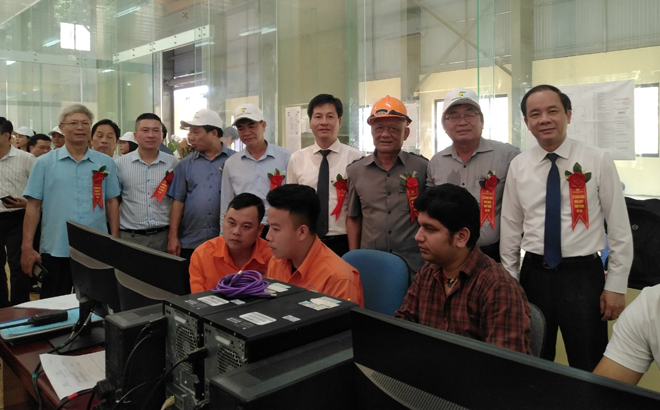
[346,96,428,272]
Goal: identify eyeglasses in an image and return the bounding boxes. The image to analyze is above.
[61,121,92,128]
[444,113,480,123]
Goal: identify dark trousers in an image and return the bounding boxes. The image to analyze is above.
[480,241,501,263]
[321,235,349,257]
[520,253,607,371]
[0,210,30,305]
[40,254,73,299]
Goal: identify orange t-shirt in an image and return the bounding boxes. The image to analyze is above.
[189,236,273,293]
[267,237,364,307]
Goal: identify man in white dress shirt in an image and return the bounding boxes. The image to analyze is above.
[286,94,362,256]
[500,84,633,371]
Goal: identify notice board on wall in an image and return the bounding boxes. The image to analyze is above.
[525,79,635,160]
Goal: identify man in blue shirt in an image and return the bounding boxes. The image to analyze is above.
[167,109,235,260]
[21,104,120,298]
[220,104,291,234]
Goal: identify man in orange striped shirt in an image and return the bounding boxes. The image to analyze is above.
[189,193,272,293]
[266,184,363,307]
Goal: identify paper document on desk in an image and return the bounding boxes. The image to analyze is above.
[15,293,79,310]
[40,351,105,400]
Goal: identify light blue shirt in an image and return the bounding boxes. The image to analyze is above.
[24,146,121,257]
[167,146,235,249]
[220,143,291,230]
[115,150,179,230]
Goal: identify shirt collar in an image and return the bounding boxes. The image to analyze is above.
[3,145,18,159]
[313,139,341,154]
[441,137,491,158]
[212,236,269,266]
[530,137,572,163]
[369,150,406,168]
[291,236,324,278]
[431,246,483,282]
[242,141,275,161]
[57,144,95,163]
[132,150,168,165]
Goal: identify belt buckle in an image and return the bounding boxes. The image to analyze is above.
[145,228,157,235]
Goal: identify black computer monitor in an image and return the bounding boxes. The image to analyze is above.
[351,308,660,409]
[110,236,190,296]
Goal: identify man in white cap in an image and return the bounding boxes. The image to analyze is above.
[13,126,34,152]
[167,109,235,259]
[48,126,65,149]
[220,104,291,237]
[287,94,362,256]
[427,88,520,262]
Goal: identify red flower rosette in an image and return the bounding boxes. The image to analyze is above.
[268,169,285,191]
[330,175,348,221]
[565,163,590,230]
[92,166,108,210]
[401,172,419,224]
[478,171,498,229]
[151,170,174,204]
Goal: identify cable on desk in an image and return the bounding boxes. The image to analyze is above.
[110,380,151,410]
[33,310,94,410]
[85,388,96,410]
[54,388,94,410]
[211,270,271,297]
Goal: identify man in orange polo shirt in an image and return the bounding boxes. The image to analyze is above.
[266,184,364,306]
[189,193,272,293]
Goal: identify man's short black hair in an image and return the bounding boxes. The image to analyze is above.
[228,193,266,223]
[0,119,13,136]
[307,94,343,119]
[202,125,223,137]
[28,134,51,150]
[266,184,320,235]
[161,122,168,140]
[521,84,572,118]
[414,184,480,249]
[135,113,163,129]
[92,119,120,140]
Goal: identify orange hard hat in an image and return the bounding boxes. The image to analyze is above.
[367,96,412,125]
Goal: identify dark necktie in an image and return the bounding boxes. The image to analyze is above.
[316,149,331,238]
[544,153,562,268]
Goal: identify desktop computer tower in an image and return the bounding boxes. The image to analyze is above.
[203,291,357,395]
[209,331,355,410]
[163,281,302,409]
[104,304,166,410]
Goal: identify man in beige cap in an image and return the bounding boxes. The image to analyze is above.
[427,88,520,262]
[220,104,291,236]
[166,109,235,259]
[48,126,65,149]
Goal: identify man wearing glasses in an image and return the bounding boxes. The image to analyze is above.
[427,88,520,262]
[346,96,428,272]
[21,104,120,298]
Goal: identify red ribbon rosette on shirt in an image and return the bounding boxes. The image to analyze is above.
[330,174,348,221]
[92,166,108,210]
[478,170,499,229]
[400,171,419,224]
[268,168,285,191]
[150,170,174,203]
[565,162,590,230]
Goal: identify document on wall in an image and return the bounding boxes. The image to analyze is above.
[40,351,106,400]
[525,79,635,160]
[285,106,302,152]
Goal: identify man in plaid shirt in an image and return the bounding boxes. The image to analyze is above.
[395,184,532,354]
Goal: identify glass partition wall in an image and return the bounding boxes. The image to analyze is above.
[1,0,658,193]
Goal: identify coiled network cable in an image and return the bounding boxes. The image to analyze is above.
[211,270,271,298]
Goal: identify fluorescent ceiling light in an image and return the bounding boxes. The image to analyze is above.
[6,61,15,66]
[43,38,60,47]
[101,69,114,73]
[116,6,141,18]
[238,26,277,37]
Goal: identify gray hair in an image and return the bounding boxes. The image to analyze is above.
[222,127,239,141]
[58,104,94,124]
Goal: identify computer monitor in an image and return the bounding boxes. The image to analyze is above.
[110,236,190,296]
[351,308,660,409]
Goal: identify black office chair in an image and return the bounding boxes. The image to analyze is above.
[115,269,177,311]
[529,303,546,358]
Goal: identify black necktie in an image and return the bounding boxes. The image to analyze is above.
[544,153,562,268]
[316,150,331,238]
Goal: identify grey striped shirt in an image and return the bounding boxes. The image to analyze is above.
[115,150,179,230]
[0,146,35,213]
